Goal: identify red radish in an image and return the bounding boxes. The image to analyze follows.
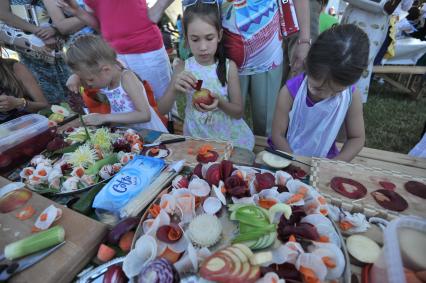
[118,231,135,252]
[97,244,116,262]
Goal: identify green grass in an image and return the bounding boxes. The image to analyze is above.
[176,80,426,154]
[363,81,426,154]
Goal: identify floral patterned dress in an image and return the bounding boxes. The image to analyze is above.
[183,57,255,150]
[9,0,72,104]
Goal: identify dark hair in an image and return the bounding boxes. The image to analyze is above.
[0,57,26,99]
[183,2,227,86]
[305,24,370,88]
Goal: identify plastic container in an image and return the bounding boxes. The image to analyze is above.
[0,114,55,173]
[370,216,426,283]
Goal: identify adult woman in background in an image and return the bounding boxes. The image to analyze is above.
[0,52,49,122]
[0,0,73,104]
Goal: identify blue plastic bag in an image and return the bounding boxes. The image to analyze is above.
[92,155,165,214]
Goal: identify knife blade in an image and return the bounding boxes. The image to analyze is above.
[265,147,311,167]
[144,137,186,147]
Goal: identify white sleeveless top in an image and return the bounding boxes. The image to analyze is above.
[100,71,167,133]
[287,77,352,157]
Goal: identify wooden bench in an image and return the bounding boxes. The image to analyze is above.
[372,65,426,99]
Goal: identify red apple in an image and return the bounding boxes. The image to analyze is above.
[192,88,214,106]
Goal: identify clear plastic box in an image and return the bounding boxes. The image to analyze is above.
[0,114,55,173]
[370,216,426,283]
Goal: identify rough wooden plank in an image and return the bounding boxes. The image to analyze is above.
[372,65,426,75]
[0,177,107,283]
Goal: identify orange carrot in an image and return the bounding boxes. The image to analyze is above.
[320,208,328,216]
[168,226,183,242]
[258,198,278,209]
[97,244,116,262]
[149,204,161,218]
[198,144,213,155]
[339,220,354,231]
[40,213,48,221]
[286,193,304,204]
[319,235,330,243]
[38,169,47,176]
[195,196,203,208]
[322,256,336,268]
[160,247,182,263]
[119,231,135,252]
[16,205,36,220]
[299,266,320,283]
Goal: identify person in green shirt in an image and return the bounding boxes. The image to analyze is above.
[319,8,339,33]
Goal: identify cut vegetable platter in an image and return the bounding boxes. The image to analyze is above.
[125,160,351,283]
[152,133,234,167]
[19,126,159,196]
[310,158,426,220]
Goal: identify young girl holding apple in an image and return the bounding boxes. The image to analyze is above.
[271,24,368,162]
[158,2,254,150]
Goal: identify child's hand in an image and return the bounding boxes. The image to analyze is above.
[83,113,105,126]
[66,74,82,94]
[57,0,81,15]
[194,93,219,112]
[35,26,56,40]
[174,71,197,92]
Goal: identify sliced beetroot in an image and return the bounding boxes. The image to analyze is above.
[277,222,320,242]
[206,163,222,186]
[224,175,246,191]
[228,186,250,198]
[404,181,426,199]
[285,165,307,180]
[371,189,408,212]
[196,150,219,163]
[379,181,396,191]
[330,177,367,199]
[156,224,183,244]
[261,263,302,281]
[278,205,306,227]
[221,160,234,180]
[255,173,276,192]
[193,163,203,179]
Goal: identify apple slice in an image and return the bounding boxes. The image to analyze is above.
[220,250,243,278]
[235,261,252,283]
[227,246,248,262]
[246,265,261,283]
[232,243,254,259]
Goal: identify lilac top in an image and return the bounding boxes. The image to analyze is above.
[285,74,354,158]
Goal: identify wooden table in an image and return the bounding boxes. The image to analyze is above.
[8,119,425,282]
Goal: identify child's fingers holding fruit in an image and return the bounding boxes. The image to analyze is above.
[174,71,197,92]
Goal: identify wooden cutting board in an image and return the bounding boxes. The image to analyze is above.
[310,158,426,220]
[0,177,107,283]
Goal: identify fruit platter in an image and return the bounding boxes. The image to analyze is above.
[123,160,350,282]
[18,126,149,195]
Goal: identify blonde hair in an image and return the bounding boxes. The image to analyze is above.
[65,34,117,73]
[0,55,26,99]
